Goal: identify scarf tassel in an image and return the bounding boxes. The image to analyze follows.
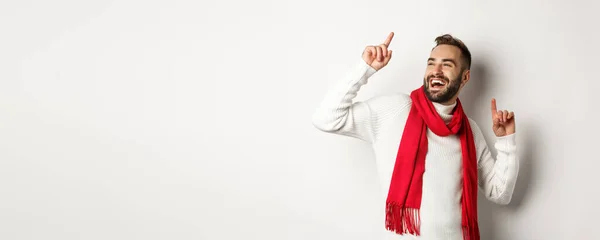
[385,202,420,236]
[462,221,480,240]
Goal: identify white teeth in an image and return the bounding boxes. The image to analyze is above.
[431,79,445,86]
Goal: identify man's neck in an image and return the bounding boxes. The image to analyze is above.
[437,98,457,106]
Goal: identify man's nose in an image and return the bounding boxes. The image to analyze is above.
[433,63,443,73]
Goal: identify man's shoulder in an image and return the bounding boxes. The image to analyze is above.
[467,117,479,128]
[466,118,489,147]
[366,92,412,108]
[360,92,412,120]
[467,118,484,134]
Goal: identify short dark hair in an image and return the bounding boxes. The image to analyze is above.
[433,34,471,71]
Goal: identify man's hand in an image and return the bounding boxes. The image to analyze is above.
[362,32,394,71]
[491,98,515,137]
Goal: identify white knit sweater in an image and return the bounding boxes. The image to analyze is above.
[311,58,519,240]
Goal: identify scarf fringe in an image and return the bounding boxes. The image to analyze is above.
[385,202,420,236]
[462,222,480,240]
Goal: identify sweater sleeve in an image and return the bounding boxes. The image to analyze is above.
[311,58,379,143]
[470,119,520,205]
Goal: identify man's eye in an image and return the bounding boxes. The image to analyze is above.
[444,64,452,67]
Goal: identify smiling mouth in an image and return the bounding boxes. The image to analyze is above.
[429,78,446,89]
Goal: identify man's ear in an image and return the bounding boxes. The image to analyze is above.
[461,69,470,87]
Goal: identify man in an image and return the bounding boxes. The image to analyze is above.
[311,32,519,240]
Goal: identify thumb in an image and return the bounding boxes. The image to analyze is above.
[383,50,392,64]
[493,117,500,125]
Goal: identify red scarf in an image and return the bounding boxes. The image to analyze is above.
[385,86,479,240]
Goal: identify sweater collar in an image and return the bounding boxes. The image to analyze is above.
[432,101,457,123]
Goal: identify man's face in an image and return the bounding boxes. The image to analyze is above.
[423,44,466,103]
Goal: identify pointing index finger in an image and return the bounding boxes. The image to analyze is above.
[383,32,394,47]
[491,98,498,116]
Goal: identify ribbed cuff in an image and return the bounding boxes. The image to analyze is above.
[495,133,516,150]
[358,58,378,79]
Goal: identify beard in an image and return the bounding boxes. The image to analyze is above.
[423,73,461,103]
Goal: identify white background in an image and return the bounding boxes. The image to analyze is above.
[1,0,599,239]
